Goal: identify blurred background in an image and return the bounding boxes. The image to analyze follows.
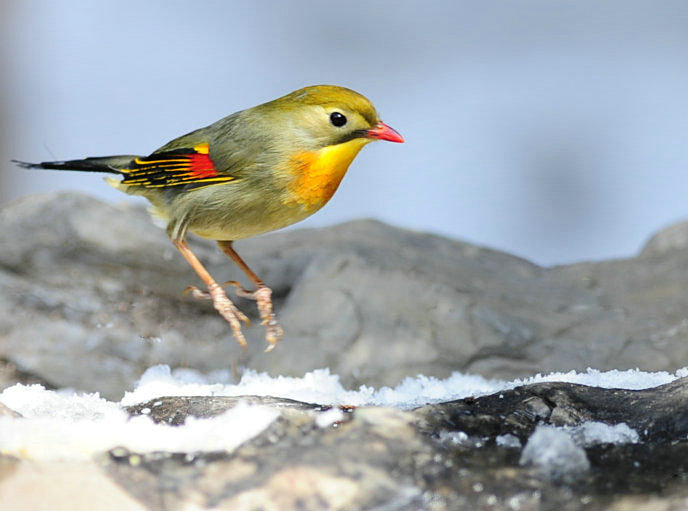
[1,0,687,266]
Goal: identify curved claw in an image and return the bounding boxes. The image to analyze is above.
[264,319,284,353]
[183,286,212,300]
[221,280,256,299]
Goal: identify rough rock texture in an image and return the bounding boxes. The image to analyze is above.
[3,378,688,510]
[2,192,688,398]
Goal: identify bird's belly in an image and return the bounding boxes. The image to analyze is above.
[189,202,314,240]
[176,182,319,241]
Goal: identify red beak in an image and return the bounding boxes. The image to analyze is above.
[366,121,404,143]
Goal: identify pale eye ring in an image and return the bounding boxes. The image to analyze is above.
[330,111,347,127]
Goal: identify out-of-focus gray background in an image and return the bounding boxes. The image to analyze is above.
[1,1,687,266]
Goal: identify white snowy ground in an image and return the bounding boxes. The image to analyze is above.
[1,365,686,462]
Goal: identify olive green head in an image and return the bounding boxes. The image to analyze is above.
[251,85,402,150]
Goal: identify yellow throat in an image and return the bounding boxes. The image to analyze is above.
[286,137,371,210]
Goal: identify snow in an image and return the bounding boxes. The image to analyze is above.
[496,434,522,448]
[568,421,640,447]
[0,365,683,461]
[519,421,640,480]
[0,383,277,461]
[439,431,470,445]
[121,364,688,410]
[315,407,344,428]
[520,425,590,479]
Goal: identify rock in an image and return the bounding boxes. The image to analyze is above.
[4,378,688,510]
[98,377,688,510]
[414,376,688,442]
[0,459,146,511]
[0,359,53,392]
[126,395,322,425]
[0,402,21,418]
[640,219,688,257]
[108,405,432,511]
[2,192,688,398]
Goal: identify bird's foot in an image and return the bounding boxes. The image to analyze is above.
[184,283,250,351]
[185,281,282,352]
[226,281,283,352]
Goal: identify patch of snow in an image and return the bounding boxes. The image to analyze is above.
[315,408,344,428]
[510,368,682,391]
[0,384,277,461]
[496,434,522,448]
[569,421,639,446]
[519,421,639,480]
[438,431,489,448]
[439,431,470,445]
[520,425,590,479]
[121,366,376,407]
[122,365,687,410]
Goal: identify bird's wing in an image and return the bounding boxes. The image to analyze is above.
[120,142,235,190]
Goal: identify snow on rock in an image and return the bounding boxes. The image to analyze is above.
[0,384,278,461]
[509,367,688,391]
[315,408,345,428]
[519,421,640,480]
[496,434,522,448]
[121,366,374,407]
[439,431,470,446]
[0,365,683,461]
[122,365,688,410]
[569,421,640,447]
[520,425,590,480]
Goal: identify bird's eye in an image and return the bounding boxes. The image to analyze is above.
[330,112,347,127]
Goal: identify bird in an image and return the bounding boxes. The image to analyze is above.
[14,85,404,353]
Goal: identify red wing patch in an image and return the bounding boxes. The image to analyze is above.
[121,143,234,189]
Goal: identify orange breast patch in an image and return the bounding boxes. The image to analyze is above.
[285,138,370,210]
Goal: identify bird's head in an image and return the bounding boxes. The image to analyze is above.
[255,85,404,151]
[243,85,403,211]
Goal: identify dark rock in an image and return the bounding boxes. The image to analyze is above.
[415,376,688,442]
[2,191,688,400]
[126,395,323,425]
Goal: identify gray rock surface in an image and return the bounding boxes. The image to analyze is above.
[4,378,688,510]
[2,191,688,398]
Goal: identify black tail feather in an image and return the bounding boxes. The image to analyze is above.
[11,155,139,174]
